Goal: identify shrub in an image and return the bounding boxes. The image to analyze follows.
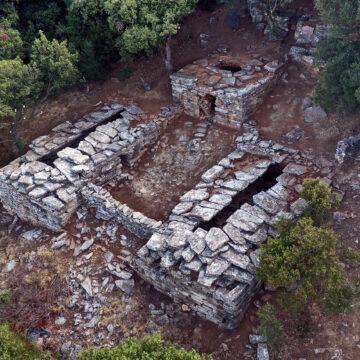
[0,289,10,307]
[78,333,212,360]
[258,304,286,348]
[301,178,339,224]
[323,283,358,315]
[256,217,342,298]
[277,291,307,314]
[0,323,51,360]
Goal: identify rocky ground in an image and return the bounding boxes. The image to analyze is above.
[1,1,360,359]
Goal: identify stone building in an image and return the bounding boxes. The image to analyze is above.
[170,55,284,128]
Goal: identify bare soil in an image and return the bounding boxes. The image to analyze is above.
[1,0,360,359]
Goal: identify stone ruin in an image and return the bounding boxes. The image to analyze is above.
[0,53,309,330]
[170,55,284,128]
[0,104,182,231]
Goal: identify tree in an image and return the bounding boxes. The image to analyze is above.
[79,333,213,360]
[256,217,342,298]
[314,0,360,113]
[104,0,198,74]
[301,177,339,224]
[0,31,79,156]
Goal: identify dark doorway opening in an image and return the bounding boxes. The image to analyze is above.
[198,163,284,231]
[199,94,216,119]
[217,62,242,73]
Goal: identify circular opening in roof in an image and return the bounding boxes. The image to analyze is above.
[217,62,242,73]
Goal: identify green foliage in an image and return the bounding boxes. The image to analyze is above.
[118,67,134,81]
[104,0,198,58]
[323,284,357,314]
[258,304,286,348]
[314,0,360,113]
[31,31,80,92]
[78,333,213,360]
[256,217,342,298]
[0,323,51,360]
[0,26,23,60]
[342,248,360,264]
[277,291,307,314]
[0,57,37,119]
[0,289,11,307]
[301,177,339,224]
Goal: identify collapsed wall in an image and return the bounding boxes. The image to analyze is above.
[0,104,183,231]
[131,134,309,329]
[170,56,284,128]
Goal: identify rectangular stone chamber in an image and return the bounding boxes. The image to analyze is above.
[170,55,284,128]
[131,133,308,330]
[0,104,183,231]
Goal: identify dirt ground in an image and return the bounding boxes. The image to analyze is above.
[1,0,360,359]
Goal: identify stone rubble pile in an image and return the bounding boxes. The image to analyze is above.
[170,55,284,128]
[335,134,360,164]
[0,104,183,231]
[132,133,309,329]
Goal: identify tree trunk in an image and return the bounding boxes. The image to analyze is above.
[163,37,173,75]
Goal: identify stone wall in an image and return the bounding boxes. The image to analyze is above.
[0,104,183,231]
[81,183,162,239]
[131,133,308,329]
[170,56,283,128]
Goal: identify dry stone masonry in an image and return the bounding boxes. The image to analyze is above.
[170,55,284,128]
[132,133,308,329]
[0,104,183,231]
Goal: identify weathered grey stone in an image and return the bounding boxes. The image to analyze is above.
[234,170,260,182]
[205,228,229,252]
[90,130,111,144]
[78,141,96,156]
[257,343,269,360]
[304,106,327,123]
[188,232,206,254]
[57,147,89,165]
[74,238,95,256]
[184,257,202,272]
[249,249,261,267]
[28,187,48,199]
[249,334,266,345]
[201,165,224,183]
[209,193,232,206]
[227,209,263,233]
[147,233,169,251]
[54,158,78,183]
[180,189,209,202]
[198,268,217,287]
[253,192,286,215]
[81,277,93,296]
[18,175,33,186]
[172,202,193,215]
[187,205,218,222]
[42,196,64,210]
[223,266,255,284]
[243,226,268,245]
[290,198,308,216]
[222,179,249,191]
[206,258,230,276]
[166,230,190,250]
[283,163,307,176]
[221,249,250,270]
[223,223,246,245]
[182,246,196,262]
[160,251,177,269]
[115,279,134,295]
[266,183,288,201]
